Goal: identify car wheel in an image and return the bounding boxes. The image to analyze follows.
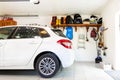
[35,53,60,78]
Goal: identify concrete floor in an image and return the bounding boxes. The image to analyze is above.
[0,62,114,80]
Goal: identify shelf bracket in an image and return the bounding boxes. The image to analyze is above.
[63,26,65,31]
[75,26,77,32]
[97,26,100,32]
[86,27,89,32]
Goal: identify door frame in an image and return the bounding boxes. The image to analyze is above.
[114,11,120,70]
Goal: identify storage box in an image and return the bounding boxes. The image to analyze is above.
[103,63,112,71]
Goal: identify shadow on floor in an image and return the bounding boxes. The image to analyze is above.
[0,70,38,76]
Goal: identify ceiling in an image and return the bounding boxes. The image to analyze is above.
[0,0,110,16]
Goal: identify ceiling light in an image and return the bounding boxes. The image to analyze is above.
[30,0,40,4]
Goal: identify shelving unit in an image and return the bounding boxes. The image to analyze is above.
[52,24,102,32]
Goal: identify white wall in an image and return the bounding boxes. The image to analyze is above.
[101,0,120,70]
[14,16,52,27]
[73,27,98,61]
[12,14,100,62]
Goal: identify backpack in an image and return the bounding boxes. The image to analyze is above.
[97,18,102,24]
[66,15,73,24]
[90,28,97,38]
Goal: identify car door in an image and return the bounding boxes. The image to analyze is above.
[3,26,43,66]
[0,27,17,66]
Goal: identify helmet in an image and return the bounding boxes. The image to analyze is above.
[90,15,98,24]
[74,14,82,24]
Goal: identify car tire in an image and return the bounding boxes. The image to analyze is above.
[35,53,60,78]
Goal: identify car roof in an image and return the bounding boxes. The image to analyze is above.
[0,25,51,30]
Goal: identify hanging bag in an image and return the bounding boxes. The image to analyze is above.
[90,28,97,38]
[66,26,73,40]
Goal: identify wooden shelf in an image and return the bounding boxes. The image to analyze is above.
[52,24,102,31]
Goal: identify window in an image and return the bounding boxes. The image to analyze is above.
[0,27,16,39]
[52,29,66,37]
[13,27,40,39]
[39,28,50,38]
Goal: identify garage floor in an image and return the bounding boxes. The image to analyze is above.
[0,62,114,80]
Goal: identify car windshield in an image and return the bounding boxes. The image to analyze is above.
[52,29,66,38]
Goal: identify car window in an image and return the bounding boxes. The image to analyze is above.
[13,27,40,39]
[0,27,16,39]
[52,29,66,37]
[39,28,50,38]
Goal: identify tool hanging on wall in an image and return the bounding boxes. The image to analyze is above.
[94,32,99,41]
[98,26,108,48]
[95,40,102,63]
[95,49,102,63]
[77,27,86,49]
[98,32,104,48]
[102,46,108,56]
[98,26,108,56]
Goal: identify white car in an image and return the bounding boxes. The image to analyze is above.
[0,25,74,78]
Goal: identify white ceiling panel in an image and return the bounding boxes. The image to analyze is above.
[0,0,110,16]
